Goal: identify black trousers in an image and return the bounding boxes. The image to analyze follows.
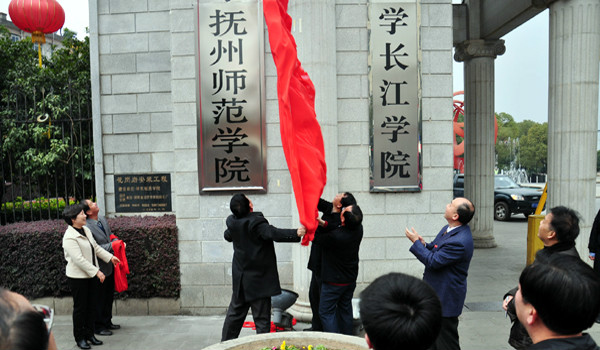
[68,277,98,342]
[308,272,323,331]
[431,316,460,350]
[221,293,271,341]
[94,271,115,331]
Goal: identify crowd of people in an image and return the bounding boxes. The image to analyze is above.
[3,192,600,350]
[1,200,127,350]
[221,193,600,350]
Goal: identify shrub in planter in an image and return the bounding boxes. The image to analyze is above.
[0,215,180,300]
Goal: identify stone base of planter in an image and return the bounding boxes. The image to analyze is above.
[202,331,368,350]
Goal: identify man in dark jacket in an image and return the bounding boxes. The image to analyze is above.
[503,206,581,349]
[81,199,121,336]
[405,197,475,350]
[221,194,306,341]
[317,204,363,335]
[588,209,600,272]
[589,209,600,269]
[306,192,356,331]
[515,255,600,350]
[359,273,442,350]
[589,208,600,323]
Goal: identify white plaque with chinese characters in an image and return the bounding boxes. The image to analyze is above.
[196,0,267,193]
[369,1,422,192]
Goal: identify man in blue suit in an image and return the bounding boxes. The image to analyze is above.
[405,197,475,350]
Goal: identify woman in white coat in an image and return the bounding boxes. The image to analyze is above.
[62,204,120,349]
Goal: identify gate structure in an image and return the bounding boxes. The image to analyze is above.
[0,83,94,224]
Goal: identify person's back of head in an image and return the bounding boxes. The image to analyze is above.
[519,254,600,336]
[341,192,357,208]
[549,206,580,243]
[359,273,442,350]
[62,204,84,226]
[230,193,250,218]
[0,289,49,350]
[456,198,475,225]
[79,199,90,217]
[342,205,363,229]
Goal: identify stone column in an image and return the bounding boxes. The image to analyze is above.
[286,0,338,321]
[455,40,505,248]
[547,0,600,256]
[88,0,105,215]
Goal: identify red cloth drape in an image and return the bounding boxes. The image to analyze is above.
[263,0,327,245]
[110,234,130,293]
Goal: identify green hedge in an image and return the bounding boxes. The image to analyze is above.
[0,197,77,224]
[0,215,180,300]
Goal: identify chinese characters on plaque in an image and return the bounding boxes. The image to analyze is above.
[369,2,422,192]
[196,0,267,193]
[114,174,172,213]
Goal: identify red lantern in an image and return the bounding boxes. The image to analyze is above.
[8,0,65,66]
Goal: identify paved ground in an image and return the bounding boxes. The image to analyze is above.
[52,216,600,350]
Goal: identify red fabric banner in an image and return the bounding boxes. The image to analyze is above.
[110,234,130,293]
[263,0,327,245]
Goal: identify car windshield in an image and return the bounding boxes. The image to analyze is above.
[495,176,519,189]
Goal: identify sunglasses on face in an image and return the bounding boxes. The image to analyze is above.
[32,304,54,334]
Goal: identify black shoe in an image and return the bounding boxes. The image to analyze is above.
[86,336,103,346]
[94,329,112,336]
[108,323,120,330]
[76,339,91,349]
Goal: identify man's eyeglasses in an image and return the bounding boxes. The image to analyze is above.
[32,304,54,334]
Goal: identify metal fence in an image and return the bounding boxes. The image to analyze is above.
[0,83,94,224]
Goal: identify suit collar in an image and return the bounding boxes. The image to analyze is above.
[443,224,467,237]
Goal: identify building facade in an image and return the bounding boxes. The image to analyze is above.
[91,0,462,315]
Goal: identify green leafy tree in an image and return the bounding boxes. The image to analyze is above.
[0,27,92,206]
[519,123,548,173]
[496,112,520,141]
[495,113,522,171]
[517,120,537,138]
[494,113,548,174]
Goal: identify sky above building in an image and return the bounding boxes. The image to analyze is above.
[453,11,551,124]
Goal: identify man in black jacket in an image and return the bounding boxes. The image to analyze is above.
[316,204,363,335]
[503,206,581,349]
[221,194,306,341]
[589,208,600,323]
[306,192,356,331]
[515,255,600,350]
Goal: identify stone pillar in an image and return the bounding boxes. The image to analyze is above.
[286,0,338,321]
[547,0,600,256]
[88,0,105,215]
[455,40,505,248]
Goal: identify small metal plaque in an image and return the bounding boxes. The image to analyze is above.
[114,174,172,213]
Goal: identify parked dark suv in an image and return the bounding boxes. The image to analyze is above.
[453,174,543,221]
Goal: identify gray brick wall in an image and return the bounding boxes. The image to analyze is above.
[92,0,455,314]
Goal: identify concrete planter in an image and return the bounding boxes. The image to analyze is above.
[202,332,368,350]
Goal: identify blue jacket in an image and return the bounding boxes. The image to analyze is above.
[409,224,473,317]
